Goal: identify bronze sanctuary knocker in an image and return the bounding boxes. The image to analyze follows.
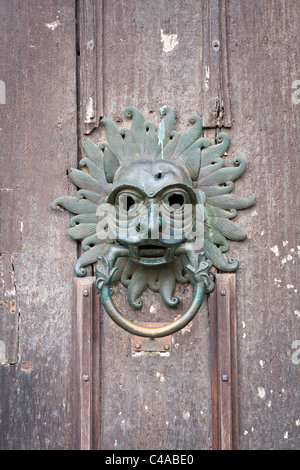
[51,106,255,338]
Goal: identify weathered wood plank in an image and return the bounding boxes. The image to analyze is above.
[85,0,231,133]
[0,189,22,253]
[226,0,300,450]
[77,0,232,450]
[201,0,231,127]
[100,283,212,450]
[0,0,77,449]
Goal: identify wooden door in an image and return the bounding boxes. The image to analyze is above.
[0,0,299,450]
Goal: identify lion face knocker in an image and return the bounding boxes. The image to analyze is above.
[106,159,199,266]
[51,106,255,337]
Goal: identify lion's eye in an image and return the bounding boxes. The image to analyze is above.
[117,192,143,213]
[120,195,135,211]
[167,193,185,210]
[162,191,188,211]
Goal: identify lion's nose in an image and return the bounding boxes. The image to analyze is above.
[147,201,161,238]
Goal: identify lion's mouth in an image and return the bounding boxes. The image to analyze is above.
[128,243,175,265]
[139,245,165,256]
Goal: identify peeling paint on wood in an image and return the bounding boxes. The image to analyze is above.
[160,29,179,53]
[45,20,61,30]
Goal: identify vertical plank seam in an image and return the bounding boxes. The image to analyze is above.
[75,0,82,266]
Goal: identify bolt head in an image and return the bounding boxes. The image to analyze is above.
[83,290,89,297]
[221,290,226,296]
[135,343,141,349]
[164,344,170,351]
[222,374,228,382]
[82,375,89,382]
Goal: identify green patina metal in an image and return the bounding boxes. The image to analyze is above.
[51,105,255,337]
